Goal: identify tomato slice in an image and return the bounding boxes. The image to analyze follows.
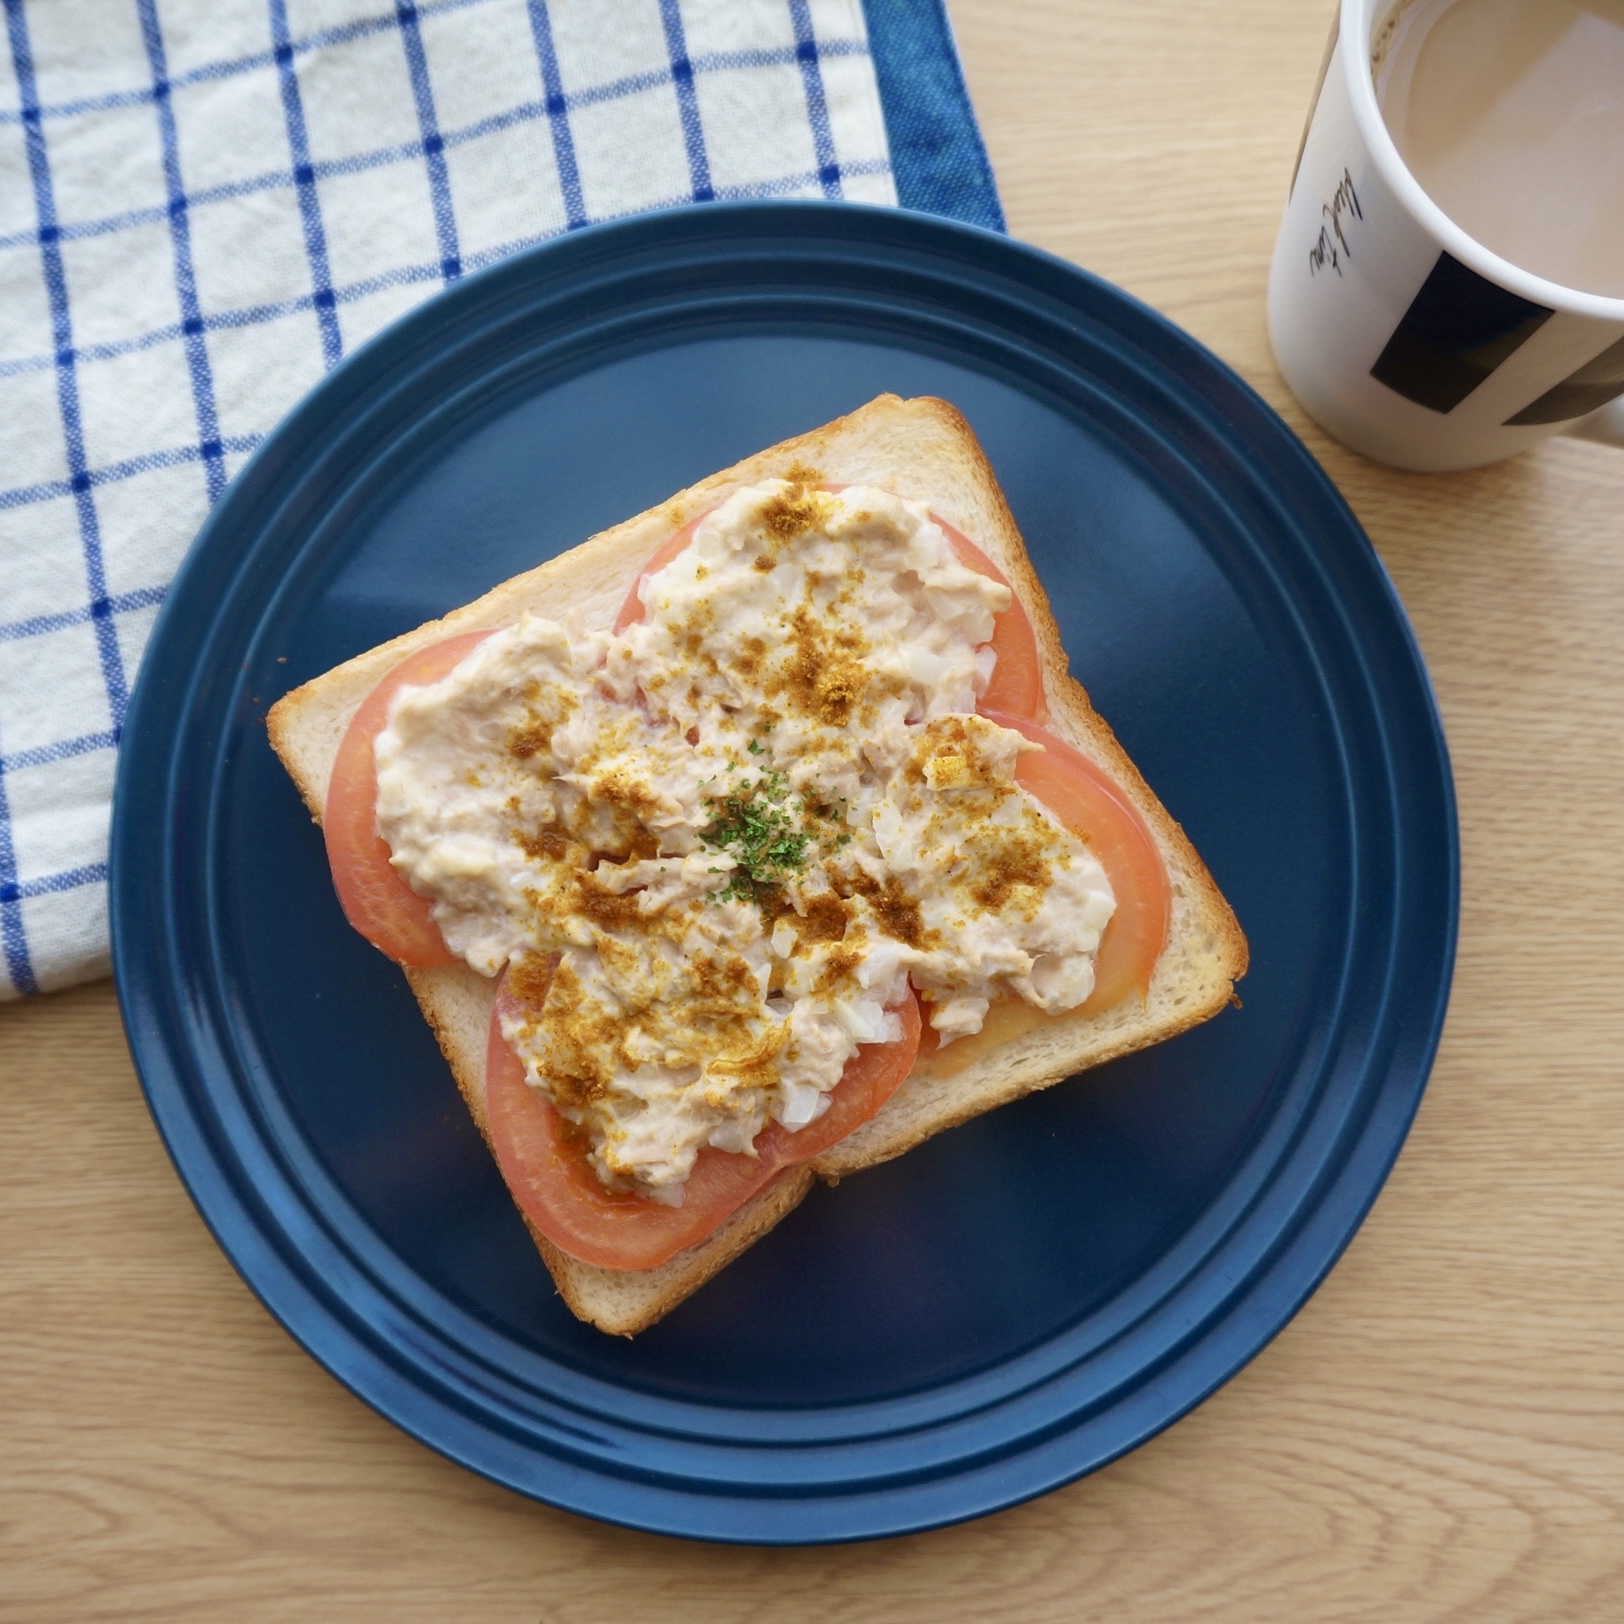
[981,710,1171,1013]
[611,512,707,633]
[931,518,1047,722]
[324,629,494,965]
[753,993,922,1166]
[486,981,922,1270]
[611,499,1046,720]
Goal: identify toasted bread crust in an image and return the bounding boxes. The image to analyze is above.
[269,395,1247,1334]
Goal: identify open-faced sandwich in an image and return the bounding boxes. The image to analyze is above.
[267,394,1247,1335]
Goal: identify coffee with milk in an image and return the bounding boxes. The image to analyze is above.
[1373,0,1624,298]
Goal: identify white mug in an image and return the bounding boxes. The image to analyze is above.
[1268,0,1624,471]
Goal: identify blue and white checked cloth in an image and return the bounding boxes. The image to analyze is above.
[0,0,1000,999]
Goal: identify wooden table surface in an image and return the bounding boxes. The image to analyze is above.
[3,3,1621,1619]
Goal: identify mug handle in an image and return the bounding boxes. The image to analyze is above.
[1563,399,1624,450]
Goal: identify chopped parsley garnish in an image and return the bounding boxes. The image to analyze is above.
[700,768,809,904]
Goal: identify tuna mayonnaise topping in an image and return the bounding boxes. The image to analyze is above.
[373,481,1115,1200]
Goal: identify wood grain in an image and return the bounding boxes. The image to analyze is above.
[3,2,1621,1618]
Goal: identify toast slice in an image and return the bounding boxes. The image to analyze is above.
[268,395,1247,1335]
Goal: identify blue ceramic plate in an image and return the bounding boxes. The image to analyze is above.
[111,202,1457,1544]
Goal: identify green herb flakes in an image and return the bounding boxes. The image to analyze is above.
[700,768,809,904]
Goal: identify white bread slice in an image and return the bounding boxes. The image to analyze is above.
[268,395,1247,1336]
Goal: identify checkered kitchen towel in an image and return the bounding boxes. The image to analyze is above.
[0,0,1002,998]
